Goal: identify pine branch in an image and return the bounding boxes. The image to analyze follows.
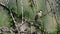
[0,3,19,33]
[0,26,15,34]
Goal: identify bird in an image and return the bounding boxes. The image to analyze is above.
[35,10,42,22]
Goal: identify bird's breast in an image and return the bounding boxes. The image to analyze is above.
[37,13,42,17]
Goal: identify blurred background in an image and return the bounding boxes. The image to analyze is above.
[0,0,60,34]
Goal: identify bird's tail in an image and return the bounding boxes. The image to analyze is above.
[35,15,38,22]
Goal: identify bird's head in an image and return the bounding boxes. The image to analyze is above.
[40,11,42,13]
[39,10,42,14]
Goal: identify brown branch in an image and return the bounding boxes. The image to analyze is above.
[0,3,20,33]
[0,26,15,34]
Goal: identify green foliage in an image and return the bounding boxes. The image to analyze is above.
[10,5,17,11]
[23,10,29,19]
[0,9,10,27]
